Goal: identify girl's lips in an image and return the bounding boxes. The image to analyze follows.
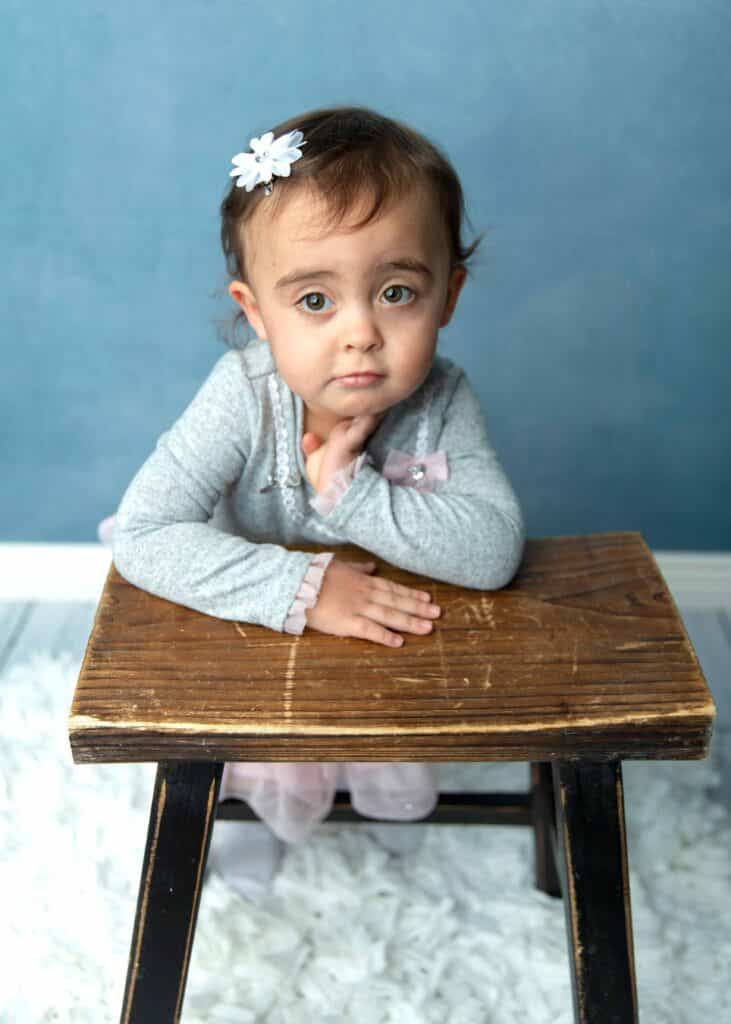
[333,373,384,387]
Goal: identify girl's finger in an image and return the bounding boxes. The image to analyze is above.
[346,413,381,444]
[361,600,436,635]
[301,432,323,454]
[325,414,375,450]
[369,591,441,619]
[366,575,433,602]
[341,560,376,573]
[352,616,404,648]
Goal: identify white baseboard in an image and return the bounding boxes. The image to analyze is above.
[0,543,729,609]
[652,551,731,611]
[0,544,113,602]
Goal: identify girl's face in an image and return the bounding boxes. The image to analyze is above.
[229,182,466,438]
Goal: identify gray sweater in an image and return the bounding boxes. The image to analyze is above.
[113,339,526,632]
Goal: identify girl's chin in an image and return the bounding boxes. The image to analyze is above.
[306,387,406,425]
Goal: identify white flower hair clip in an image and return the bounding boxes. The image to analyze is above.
[229,129,306,194]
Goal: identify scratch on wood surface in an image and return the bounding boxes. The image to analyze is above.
[132,689,161,711]
[483,664,493,689]
[240,640,295,647]
[448,596,496,626]
[283,638,299,720]
[572,640,579,676]
[435,620,448,690]
[480,596,496,628]
[234,623,247,639]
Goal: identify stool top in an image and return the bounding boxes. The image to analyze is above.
[68,532,715,764]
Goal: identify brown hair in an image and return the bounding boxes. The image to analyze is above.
[220,105,484,337]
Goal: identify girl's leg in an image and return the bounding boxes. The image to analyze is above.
[346,763,438,854]
[207,819,283,904]
[211,763,339,901]
[219,762,339,843]
[346,763,439,820]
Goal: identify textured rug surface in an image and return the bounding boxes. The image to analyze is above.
[1,652,729,1023]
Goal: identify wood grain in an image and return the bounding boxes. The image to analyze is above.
[68,532,716,763]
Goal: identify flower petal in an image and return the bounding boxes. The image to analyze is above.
[270,131,297,156]
[230,153,256,173]
[271,159,293,177]
[251,131,274,155]
[231,164,259,188]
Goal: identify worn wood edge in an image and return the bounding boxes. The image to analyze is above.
[68,699,716,740]
[69,733,714,765]
[552,762,640,1023]
[66,562,117,740]
[639,533,718,722]
[69,716,715,763]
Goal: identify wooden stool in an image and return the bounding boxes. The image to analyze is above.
[68,532,715,1023]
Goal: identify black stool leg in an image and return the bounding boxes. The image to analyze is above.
[531,762,561,897]
[552,760,639,1024]
[121,760,223,1024]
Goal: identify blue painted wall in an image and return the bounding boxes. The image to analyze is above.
[3,1,730,548]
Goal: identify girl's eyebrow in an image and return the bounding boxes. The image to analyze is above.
[274,258,434,291]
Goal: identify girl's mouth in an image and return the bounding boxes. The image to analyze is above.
[333,373,384,387]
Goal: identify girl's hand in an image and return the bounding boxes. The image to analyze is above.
[302,413,385,493]
[304,558,441,647]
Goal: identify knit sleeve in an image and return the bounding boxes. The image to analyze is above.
[112,351,324,632]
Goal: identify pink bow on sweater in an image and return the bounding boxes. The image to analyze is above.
[381,449,448,492]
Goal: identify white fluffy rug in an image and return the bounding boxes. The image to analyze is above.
[1,652,729,1023]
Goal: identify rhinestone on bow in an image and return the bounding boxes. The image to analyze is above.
[408,463,427,482]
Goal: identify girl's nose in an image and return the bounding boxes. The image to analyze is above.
[342,308,384,351]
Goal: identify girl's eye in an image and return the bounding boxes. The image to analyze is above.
[382,284,414,305]
[297,292,332,313]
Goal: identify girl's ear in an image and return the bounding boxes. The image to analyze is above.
[228,281,267,340]
[439,265,467,327]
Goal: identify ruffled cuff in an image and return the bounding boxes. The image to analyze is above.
[310,451,373,516]
[283,551,335,635]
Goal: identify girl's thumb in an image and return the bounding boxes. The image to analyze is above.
[301,432,323,455]
[345,560,376,573]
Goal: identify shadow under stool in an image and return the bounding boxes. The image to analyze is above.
[68,531,716,1024]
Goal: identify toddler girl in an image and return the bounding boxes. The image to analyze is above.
[109,104,525,898]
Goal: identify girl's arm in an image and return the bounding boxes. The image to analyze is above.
[305,367,526,590]
[112,351,320,631]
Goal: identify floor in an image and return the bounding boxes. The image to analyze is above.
[2,594,727,1024]
[1,598,729,810]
